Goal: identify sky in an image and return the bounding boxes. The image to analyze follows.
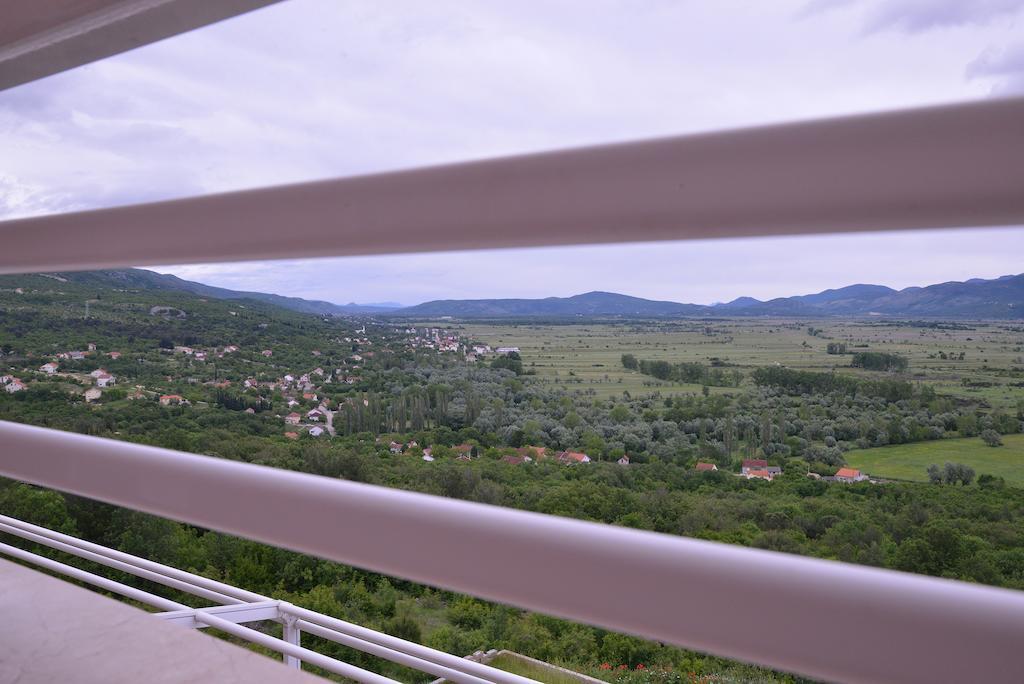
[1,0,1023,305]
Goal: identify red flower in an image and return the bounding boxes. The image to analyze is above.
[600,664,611,670]
[618,665,628,670]
[636,664,645,670]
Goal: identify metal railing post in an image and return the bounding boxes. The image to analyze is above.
[283,614,301,669]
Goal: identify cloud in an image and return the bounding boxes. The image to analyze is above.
[967,41,1024,93]
[863,0,1024,33]
[800,0,1024,34]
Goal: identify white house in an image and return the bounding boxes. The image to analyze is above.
[39,362,58,374]
[6,379,27,393]
[496,347,520,355]
[95,373,115,388]
[309,426,324,437]
[84,388,102,402]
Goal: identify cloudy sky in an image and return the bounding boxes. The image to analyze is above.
[2,0,1023,305]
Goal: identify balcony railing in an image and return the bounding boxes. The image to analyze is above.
[0,513,535,684]
[2,3,1024,683]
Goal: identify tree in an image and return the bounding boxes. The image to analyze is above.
[980,429,1003,447]
[620,353,638,370]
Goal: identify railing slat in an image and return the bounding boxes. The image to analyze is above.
[2,420,1023,683]
[2,96,1023,275]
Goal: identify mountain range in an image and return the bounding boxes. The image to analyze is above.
[8,269,1024,319]
[395,275,1024,319]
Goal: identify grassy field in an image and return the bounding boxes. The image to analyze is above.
[845,434,1024,484]
[424,319,1024,404]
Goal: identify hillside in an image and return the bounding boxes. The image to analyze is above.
[393,274,1024,319]
[397,291,706,317]
[2,269,397,316]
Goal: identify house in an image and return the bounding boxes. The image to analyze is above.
[502,454,532,465]
[159,394,185,406]
[244,407,255,414]
[834,467,868,482]
[108,351,121,360]
[741,459,768,475]
[261,350,273,357]
[194,352,207,361]
[0,375,10,385]
[422,449,435,462]
[389,441,403,454]
[95,373,115,388]
[39,362,58,374]
[87,343,96,351]
[127,389,146,400]
[84,388,102,403]
[223,345,239,354]
[286,399,299,408]
[312,367,324,376]
[302,392,317,401]
[695,462,718,472]
[306,409,322,421]
[617,455,630,465]
[517,446,547,461]
[496,347,520,354]
[745,469,774,481]
[89,369,108,378]
[309,426,324,437]
[5,379,26,393]
[284,431,299,440]
[453,444,475,459]
[173,346,194,355]
[285,412,301,425]
[558,451,591,464]
[69,351,86,360]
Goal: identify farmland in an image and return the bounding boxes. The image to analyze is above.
[443,319,1024,406]
[845,434,1024,484]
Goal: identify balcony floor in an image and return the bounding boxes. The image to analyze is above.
[0,557,323,683]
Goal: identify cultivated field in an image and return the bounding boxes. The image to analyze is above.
[439,319,1024,405]
[845,434,1024,484]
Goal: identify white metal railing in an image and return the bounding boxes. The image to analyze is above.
[0,513,537,684]
[3,420,1024,684]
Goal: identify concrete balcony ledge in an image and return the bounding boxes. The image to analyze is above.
[0,558,324,684]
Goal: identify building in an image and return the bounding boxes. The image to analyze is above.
[39,362,58,374]
[95,373,115,387]
[389,441,403,454]
[5,379,26,393]
[261,350,273,357]
[741,459,768,475]
[745,469,774,481]
[108,351,121,359]
[284,431,299,440]
[308,426,324,437]
[84,388,102,403]
[496,347,520,354]
[306,409,322,421]
[158,394,185,406]
[502,454,532,465]
[285,412,301,426]
[695,462,718,472]
[558,451,591,464]
[517,445,547,461]
[835,467,868,482]
[617,455,631,465]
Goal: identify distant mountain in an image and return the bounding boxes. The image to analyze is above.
[396,291,707,317]
[46,269,396,315]
[391,275,1024,319]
